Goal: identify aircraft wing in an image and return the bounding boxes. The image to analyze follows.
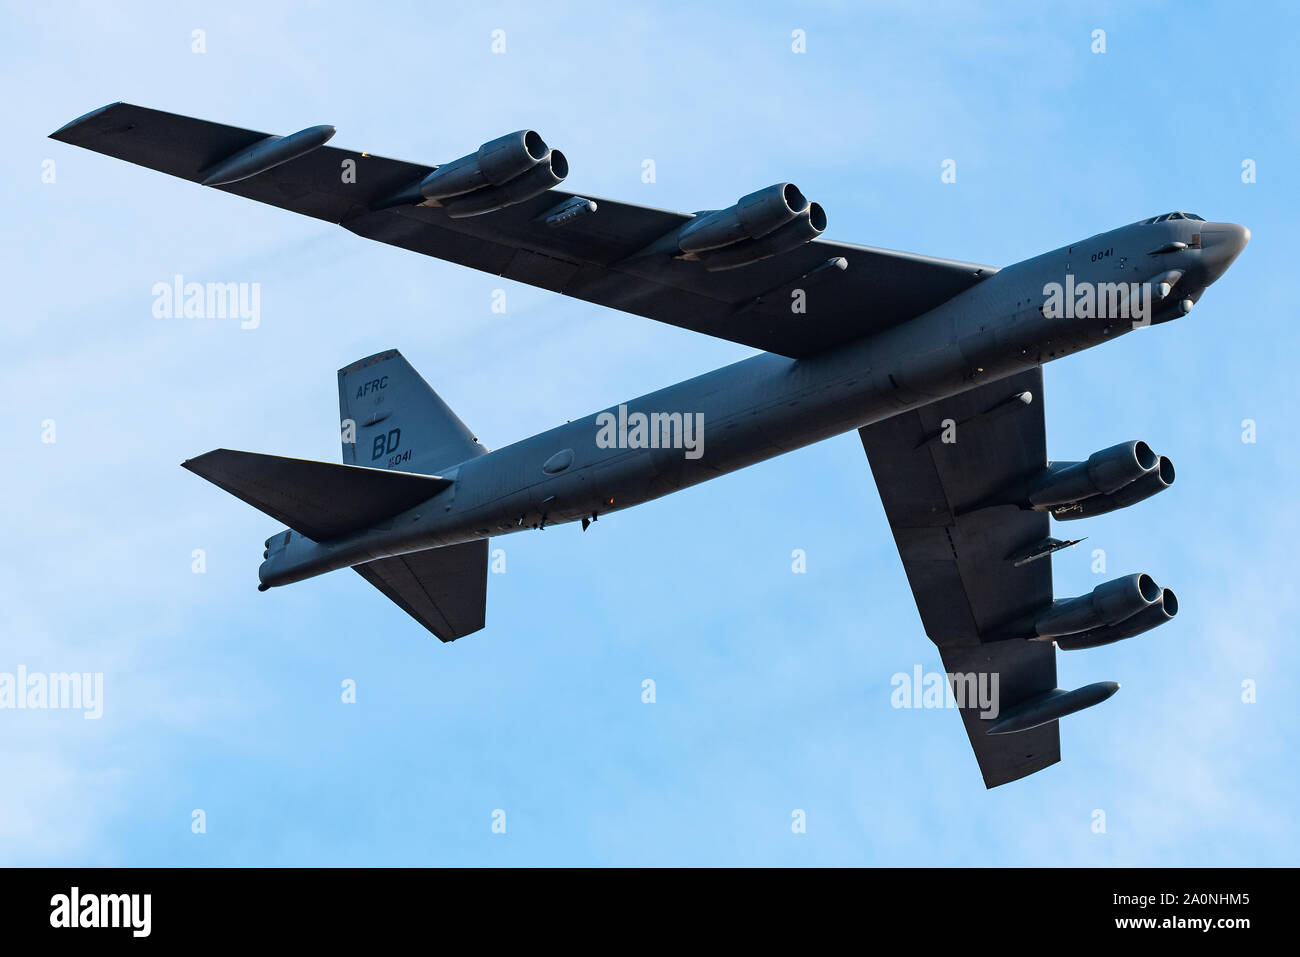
[50,102,996,358]
[859,368,1065,787]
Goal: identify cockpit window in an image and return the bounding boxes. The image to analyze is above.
[1139,211,1206,225]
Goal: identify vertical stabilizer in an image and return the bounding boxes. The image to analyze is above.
[338,349,487,474]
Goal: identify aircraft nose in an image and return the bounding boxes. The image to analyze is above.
[1205,222,1250,254]
[1199,222,1250,282]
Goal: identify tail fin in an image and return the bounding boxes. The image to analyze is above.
[184,350,491,642]
[340,349,490,642]
[338,349,487,474]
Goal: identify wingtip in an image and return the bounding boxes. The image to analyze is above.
[49,101,125,140]
[181,449,228,472]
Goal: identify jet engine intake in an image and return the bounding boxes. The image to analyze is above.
[1051,455,1175,520]
[677,183,815,253]
[697,202,827,271]
[1029,441,1159,508]
[1032,572,1163,639]
[441,150,569,218]
[375,130,567,216]
[1056,587,1178,650]
[418,130,551,201]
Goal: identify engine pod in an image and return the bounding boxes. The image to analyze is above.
[1057,588,1178,650]
[1029,441,1158,508]
[441,150,569,218]
[677,183,809,254]
[1033,573,1162,638]
[418,130,550,201]
[699,203,827,271]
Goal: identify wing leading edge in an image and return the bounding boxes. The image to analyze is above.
[51,102,996,358]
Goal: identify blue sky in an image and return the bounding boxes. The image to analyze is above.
[2,0,1297,865]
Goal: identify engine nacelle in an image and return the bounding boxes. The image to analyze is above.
[1051,455,1175,520]
[698,202,827,271]
[418,130,551,201]
[1032,573,1162,638]
[371,130,568,216]
[677,183,811,254]
[1029,441,1158,508]
[1057,587,1178,650]
[441,150,568,218]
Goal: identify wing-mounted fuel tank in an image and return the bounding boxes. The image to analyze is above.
[201,124,337,186]
[376,130,568,217]
[985,681,1121,735]
[633,183,826,271]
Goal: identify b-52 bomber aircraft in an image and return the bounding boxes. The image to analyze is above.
[52,103,1249,787]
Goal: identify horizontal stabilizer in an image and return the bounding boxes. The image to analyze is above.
[353,540,488,642]
[182,449,452,542]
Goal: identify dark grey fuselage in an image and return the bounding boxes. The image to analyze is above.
[262,216,1247,587]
